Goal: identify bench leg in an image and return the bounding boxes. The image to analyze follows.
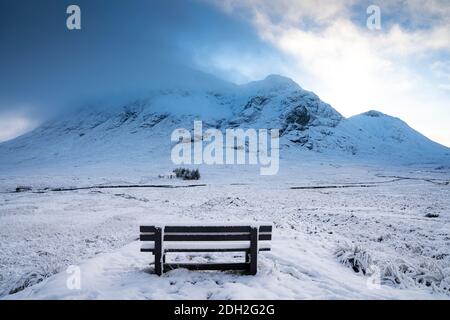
[249,227,258,275]
[154,227,163,276]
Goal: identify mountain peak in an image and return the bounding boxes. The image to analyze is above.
[242,74,300,92]
[361,110,386,118]
[351,110,406,127]
[356,110,404,124]
[264,74,297,85]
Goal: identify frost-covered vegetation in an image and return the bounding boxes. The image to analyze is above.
[335,243,450,294]
[173,168,200,180]
[1,163,449,299]
[335,243,373,275]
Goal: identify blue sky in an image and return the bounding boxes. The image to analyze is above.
[0,0,449,146]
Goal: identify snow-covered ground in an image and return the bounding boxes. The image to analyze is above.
[0,73,449,299]
[1,161,449,299]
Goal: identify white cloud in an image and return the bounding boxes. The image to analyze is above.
[207,0,450,147]
[213,0,355,24]
[0,114,37,143]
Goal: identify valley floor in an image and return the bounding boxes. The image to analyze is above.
[1,161,449,299]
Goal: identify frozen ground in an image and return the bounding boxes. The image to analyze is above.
[1,160,449,299]
[1,71,449,300]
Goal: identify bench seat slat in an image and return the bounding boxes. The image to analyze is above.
[163,234,271,241]
[169,247,270,252]
[141,247,271,253]
[165,234,250,241]
[141,233,271,242]
[140,225,272,233]
[140,234,155,241]
[140,226,157,233]
[259,225,272,232]
[140,241,271,252]
[164,263,249,271]
[165,226,251,233]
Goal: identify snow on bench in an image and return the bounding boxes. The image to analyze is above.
[139,224,272,275]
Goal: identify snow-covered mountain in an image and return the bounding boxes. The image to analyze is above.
[0,73,449,172]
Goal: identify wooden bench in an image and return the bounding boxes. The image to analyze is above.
[140,224,272,276]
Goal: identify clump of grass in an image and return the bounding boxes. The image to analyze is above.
[3,264,58,296]
[335,243,373,275]
[173,168,200,180]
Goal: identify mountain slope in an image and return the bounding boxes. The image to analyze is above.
[0,73,448,172]
[346,111,449,161]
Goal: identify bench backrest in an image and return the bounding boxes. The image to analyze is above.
[140,225,272,242]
